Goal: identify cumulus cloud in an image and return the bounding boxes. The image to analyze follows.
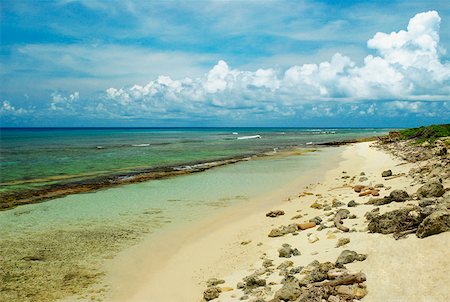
[0,100,29,115]
[2,11,449,124]
[49,92,80,111]
[97,10,448,121]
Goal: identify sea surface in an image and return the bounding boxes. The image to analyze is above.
[0,127,387,195]
[0,127,390,301]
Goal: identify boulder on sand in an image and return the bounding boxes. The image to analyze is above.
[382,170,393,177]
[416,210,450,238]
[417,179,445,198]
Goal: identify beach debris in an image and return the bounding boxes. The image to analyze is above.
[416,210,450,238]
[203,286,221,301]
[358,189,379,197]
[290,214,303,220]
[335,237,350,248]
[268,224,299,237]
[347,200,358,207]
[417,179,445,198]
[310,202,323,209]
[307,234,319,243]
[266,210,285,218]
[298,222,316,230]
[382,170,393,177]
[334,209,350,232]
[241,240,252,245]
[332,199,345,208]
[335,250,367,267]
[207,278,226,287]
[308,216,322,225]
[278,243,301,258]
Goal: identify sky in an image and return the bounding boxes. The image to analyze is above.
[1,0,449,127]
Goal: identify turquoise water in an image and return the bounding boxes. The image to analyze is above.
[0,128,387,301]
[0,127,387,194]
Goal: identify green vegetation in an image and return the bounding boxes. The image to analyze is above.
[399,124,450,143]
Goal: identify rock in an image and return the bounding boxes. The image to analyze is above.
[335,250,367,267]
[309,216,322,225]
[336,237,350,247]
[298,222,316,230]
[278,243,301,258]
[310,202,323,209]
[367,197,392,206]
[269,224,299,237]
[307,234,319,243]
[389,190,410,202]
[207,278,225,287]
[353,185,365,193]
[266,210,285,217]
[417,180,445,198]
[204,286,221,301]
[241,240,252,245]
[416,210,450,238]
[359,177,368,182]
[347,200,358,207]
[291,214,303,220]
[435,147,447,156]
[237,282,245,289]
[332,199,345,208]
[419,198,436,207]
[277,260,294,270]
[382,170,393,177]
[323,205,332,211]
[242,274,266,292]
[360,172,366,176]
[374,183,384,188]
[275,281,302,301]
[368,206,426,234]
[364,208,380,221]
[297,287,327,302]
[263,259,274,268]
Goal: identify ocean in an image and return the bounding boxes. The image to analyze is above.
[0,127,389,301]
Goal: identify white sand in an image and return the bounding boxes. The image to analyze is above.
[104,142,450,302]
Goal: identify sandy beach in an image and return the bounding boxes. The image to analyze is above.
[99,140,449,302]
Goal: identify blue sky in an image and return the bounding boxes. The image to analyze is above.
[1,0,449,127]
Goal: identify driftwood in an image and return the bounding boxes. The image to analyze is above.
[311,272,366,287]
[328,185,353,191]
[334,209,349,232]
[384,173,406,180]
[393,228,417,240]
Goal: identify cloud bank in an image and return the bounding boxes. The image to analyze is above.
[1,11,449,125]
[100,11,449,117]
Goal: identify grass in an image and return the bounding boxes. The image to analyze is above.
[399,124,450,144]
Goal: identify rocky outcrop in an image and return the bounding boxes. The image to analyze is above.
[266,210,285,217]
[417,179,445,198]
[416,210,450,238]
[335,250,367,268]
[367,206,426,234]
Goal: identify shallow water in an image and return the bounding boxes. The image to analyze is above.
[0,146,338,302]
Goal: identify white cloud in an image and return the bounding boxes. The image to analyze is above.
[50,91,80,111]
[0,101,29,115]
[98,10,448,121]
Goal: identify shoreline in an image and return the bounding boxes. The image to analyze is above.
[99,140,449,302]
[0,148,305,211]
[1,136,378,211]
